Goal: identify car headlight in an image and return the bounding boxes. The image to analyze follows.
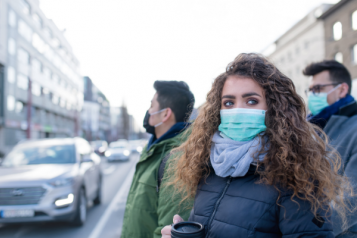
[105,151,112,157]
[123,150,130,156]
[55,193,74,207]
[136,146,143,153]
[49,177,73,187]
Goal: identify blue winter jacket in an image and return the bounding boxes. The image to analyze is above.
[188,165,334,238]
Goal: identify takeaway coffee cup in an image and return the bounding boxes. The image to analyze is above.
[171,221,205,238]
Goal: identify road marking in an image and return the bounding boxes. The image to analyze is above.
[88,163,136,238]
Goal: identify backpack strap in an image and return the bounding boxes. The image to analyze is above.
[157,152,171,192]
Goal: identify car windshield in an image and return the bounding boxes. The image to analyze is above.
[1,144,76,167]
[91,141,105,148]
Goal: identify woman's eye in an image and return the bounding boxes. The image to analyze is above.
[247,99,258,105]
[224,101,234,107]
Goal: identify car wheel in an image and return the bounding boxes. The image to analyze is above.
[93,177,102,205]
[71,188,87,226]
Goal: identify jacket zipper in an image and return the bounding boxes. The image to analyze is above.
[205,177,232,238]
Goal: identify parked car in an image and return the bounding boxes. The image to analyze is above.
[0,137,102,226]
[105,141,131,162]
[90,140,108,157]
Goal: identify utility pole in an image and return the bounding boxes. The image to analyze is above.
[26,78,32,139]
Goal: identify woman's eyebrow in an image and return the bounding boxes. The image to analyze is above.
[222,95,235,99]
[242,92,261,98]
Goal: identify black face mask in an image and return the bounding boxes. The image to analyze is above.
[143,110,155,134]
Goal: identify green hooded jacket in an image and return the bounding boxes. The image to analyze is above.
[121,131,193,238]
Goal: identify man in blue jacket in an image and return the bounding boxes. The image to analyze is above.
[304,60,357,237]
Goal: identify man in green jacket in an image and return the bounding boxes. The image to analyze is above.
[121,81,195,238]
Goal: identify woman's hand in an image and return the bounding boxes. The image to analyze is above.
[161,214,184,238]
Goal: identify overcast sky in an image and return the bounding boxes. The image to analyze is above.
[39,0,339,129]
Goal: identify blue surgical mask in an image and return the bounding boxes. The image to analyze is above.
[218,108,267,141]
[308,85,340,116]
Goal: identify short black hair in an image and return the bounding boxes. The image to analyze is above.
[303,60,352,94]
[154,80,195,122]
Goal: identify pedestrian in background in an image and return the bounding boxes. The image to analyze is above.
[161,53,351,238]
[304,60,357,237]
[121,80,195,238]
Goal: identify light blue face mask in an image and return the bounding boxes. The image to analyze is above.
[218,108,267,142]
[308,85,340,116]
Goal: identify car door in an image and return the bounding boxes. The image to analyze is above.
[76,139,97,199]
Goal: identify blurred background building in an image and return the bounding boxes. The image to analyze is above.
[81,76,111,142]
[110,105,143,142]
[263,0,357,100]
[263,4,333,101]
[0,0,84,154]
[319,0,357,96]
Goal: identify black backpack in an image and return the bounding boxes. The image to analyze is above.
[157,153,171,192]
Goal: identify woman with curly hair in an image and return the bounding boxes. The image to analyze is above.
[161,53,351,238]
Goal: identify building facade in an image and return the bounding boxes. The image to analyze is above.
[0,0,83,154]
[262,4,332,101]
[319,0,357,97]
[81,76,110,142]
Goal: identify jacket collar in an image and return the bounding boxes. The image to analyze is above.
[338,101,357,117]
[147,122,190,150]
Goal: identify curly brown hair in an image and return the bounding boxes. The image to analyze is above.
[169,53,352,221]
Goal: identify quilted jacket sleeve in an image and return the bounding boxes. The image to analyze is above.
[278,195,334,238]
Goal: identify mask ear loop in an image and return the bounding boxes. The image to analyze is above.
[150,108,168,127]
[326,84,341,95]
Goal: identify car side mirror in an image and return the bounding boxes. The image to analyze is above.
[81,154,93,163]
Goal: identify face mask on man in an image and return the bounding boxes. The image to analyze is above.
[218,108,267,141]
[307,85,340,116]
[143,108,167,134]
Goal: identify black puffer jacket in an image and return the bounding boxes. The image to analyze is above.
[188,165,334,238]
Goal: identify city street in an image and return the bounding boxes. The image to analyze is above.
[0,154,139,238]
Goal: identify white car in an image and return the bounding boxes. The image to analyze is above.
[105,141,131,162]
[0,138,102,226]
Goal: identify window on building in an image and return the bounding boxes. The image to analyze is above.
[333,22,342,41]
[305,41,309,49]
[43,67,51,80]
[7,66,16,83]
[7,96,16,111]
[352,44,357,64]
[32,34,45,53]
[8,38,16,55]
[17,48,30,65]
[32,13,42,29]
[18,19,33,42]
[52,94,59,105]
[17,48,30,76]
[335,52,343,63]
[8,9,16,27]
[20,0,30,15]
[17,74,28,90]
[32,58,42,73]
[353,10,357,31]
[52,38,60,48]
[32,82,42,96]
[295,47,300,55]
[60,98,66,108]
[44,27,53,39]
[15,101,24,114]
[52,74,59,83]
